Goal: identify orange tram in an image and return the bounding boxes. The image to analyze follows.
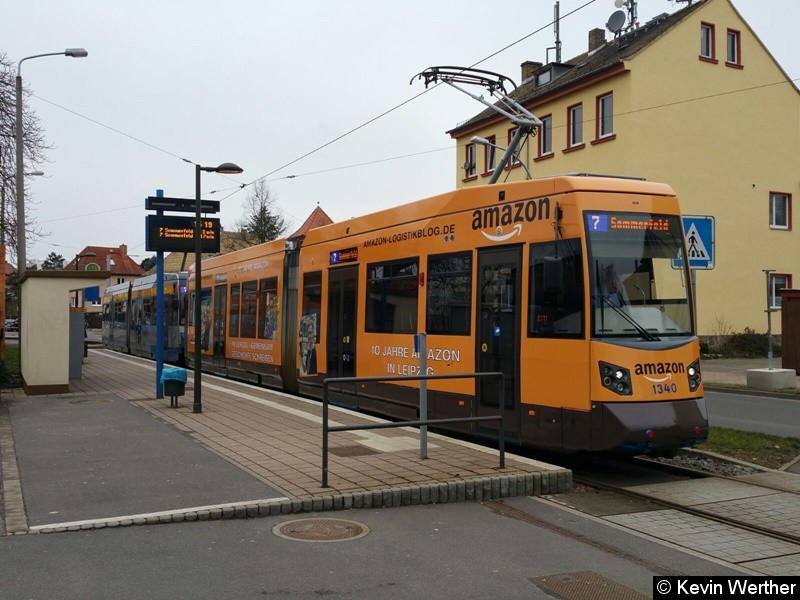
[177,175,708,454]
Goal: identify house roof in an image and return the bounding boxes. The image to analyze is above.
[74,244,144,276]
[448,0,707,136]
[288,206,334,240]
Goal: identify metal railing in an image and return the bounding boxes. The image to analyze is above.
[322,372,505,487]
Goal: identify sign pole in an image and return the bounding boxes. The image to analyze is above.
[763,269,775,370]
[417,333,428,459]
[154,189,165,399]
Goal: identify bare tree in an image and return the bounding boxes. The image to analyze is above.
[0,51,51,266]
[234,179,289,245]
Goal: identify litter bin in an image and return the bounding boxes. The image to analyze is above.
[161,367,187,408]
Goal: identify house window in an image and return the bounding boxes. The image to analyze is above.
[769,192,791,229]
[538,115,553,157]
[464,143,476,179]
[700,22,716,60]
[597,93,613,138]
[484,135,497,174]
[726,28,742,66]
[770,274,791,310]
[507,127,521,167]
[568,103,583,148]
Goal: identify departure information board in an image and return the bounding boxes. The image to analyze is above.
[146,215,220,253]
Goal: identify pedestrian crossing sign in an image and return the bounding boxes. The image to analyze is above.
[673,215,714,269]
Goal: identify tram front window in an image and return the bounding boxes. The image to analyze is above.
[584,212,693,338]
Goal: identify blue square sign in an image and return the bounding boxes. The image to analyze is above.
[673,215,714,270]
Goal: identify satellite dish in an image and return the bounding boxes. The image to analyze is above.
[614,0,626,8]
[606,10,626,34]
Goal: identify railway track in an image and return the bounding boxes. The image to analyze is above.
[567,453,800,547]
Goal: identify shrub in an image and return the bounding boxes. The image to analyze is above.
[718,328,781,358]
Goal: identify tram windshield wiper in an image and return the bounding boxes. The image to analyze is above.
[599,296,661,342]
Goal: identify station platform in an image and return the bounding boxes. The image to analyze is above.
[1,348,569,534]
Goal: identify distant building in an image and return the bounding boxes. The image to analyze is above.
[447,0,798,335]
[73,244,144,326]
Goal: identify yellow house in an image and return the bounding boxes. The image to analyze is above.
[448,0,799,337]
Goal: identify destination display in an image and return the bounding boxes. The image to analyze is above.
[146,215,220,252]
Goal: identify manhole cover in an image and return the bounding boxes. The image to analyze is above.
[531,571,648,600]
[68,398,108,405]
[273,518,370,543]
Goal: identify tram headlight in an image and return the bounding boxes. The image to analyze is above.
[687,359,702,392]
[599,361,632,396]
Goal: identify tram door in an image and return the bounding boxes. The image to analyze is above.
[326,267,358,382]
[213,285,227,359]
[476,246,521,442]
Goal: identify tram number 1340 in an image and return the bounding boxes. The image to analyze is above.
[652,383,678,394]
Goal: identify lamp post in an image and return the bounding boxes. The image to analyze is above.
[15,49,86,374]
[1,171,43,363]
[75,251,97,270]
[16,48,87,279]
[73,252,96,308]
[193,162,243,414]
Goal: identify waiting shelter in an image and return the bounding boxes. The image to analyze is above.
[19,270,109,394]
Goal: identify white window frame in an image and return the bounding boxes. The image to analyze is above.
[568,104,583,147]
[726,29,741,65]
[770,274,789,310]
[700,23,714,59]
[539,115,553,156]
[597,93,613,138]
[464,143,476,179]
[485,135,497,174]
[507,127,521,166]
[769,192,790,229]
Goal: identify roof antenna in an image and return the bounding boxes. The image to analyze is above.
[606,4,627,39]
[411,66,542,184]
[547,1,562,64]
[612,0,639,34]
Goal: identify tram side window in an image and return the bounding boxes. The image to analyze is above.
[529,240,584,338]
[116,301,126,325]
[240,280,257,338]
[366,258,418,334]
[426,251,472,335]
[229,283,241,337]
[301,271,322,344]
[258,277,278,340]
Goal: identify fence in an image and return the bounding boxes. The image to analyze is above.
[322,372,505,487]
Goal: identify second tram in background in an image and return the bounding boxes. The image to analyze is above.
[102,272,188,363]
[178,174,707,455]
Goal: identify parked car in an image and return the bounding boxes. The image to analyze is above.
[5,318,18,332]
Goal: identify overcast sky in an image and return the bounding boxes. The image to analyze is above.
[3,0,797,265]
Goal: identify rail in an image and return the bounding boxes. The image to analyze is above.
[322,372,505,487]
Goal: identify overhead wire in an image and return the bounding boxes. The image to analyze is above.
[15,0,799,234]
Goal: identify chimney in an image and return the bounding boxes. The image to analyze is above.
[589,28,606,52]
[521,61,543,82]
[119,244,128,256]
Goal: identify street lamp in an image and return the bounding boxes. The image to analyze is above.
[1,171,44,363]
[75,251,97,270]
[16,48,87,279]
[193,162,243,413]
[73,252,97,308]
